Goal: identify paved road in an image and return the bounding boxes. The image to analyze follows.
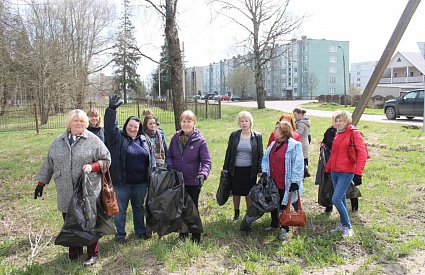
[222,100,424,126]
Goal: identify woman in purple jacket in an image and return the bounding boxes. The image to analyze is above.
[166,110,212,243]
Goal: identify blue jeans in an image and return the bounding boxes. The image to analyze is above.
[331,171,354,229]
[113,183,148,239]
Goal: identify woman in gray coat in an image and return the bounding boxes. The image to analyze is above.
[34,109,111,267]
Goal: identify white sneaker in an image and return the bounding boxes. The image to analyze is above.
[342,227,354,238]
[279,228,288,240]
[330,224,344,234]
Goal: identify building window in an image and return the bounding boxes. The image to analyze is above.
[302,66,307,72]
[294,77,298,83]
[394,72,398,77]
[409,71,414,77]
[293,67,298,73]
[302,56,307,62]
[357,72,360,75]
[329,77,336,83]
[329,87,336,94]
[329,56,337,63]
[302,77,307,83]
[330,45,337,52]
[357,78,360,81]
[329,66,336,73]
[302,45,307,52]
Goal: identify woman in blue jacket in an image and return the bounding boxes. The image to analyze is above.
[262,121,304,240]
[104,95,156,243]
[166,110,212,243]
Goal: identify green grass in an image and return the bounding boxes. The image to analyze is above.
[301,101,384,115]
[0,105,424,274]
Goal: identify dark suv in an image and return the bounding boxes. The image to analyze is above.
[384,89,424,120]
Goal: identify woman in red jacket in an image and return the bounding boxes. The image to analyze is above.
[325,111,367,238]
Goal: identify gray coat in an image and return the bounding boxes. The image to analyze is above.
[295,118,310,159]
[36,129,111,212]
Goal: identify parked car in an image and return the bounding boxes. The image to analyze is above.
[384,89,424,120]
[231,96,242,101]
[214,95,231,101]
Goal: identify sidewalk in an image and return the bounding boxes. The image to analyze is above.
[223,100,423,126]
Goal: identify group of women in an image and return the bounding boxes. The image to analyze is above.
[223,108,367,240]
[34,96,211,266]
[33,99,367,266]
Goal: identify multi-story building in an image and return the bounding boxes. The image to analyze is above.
[265,36,349,99]
[186,66,204,97]
[190,37,349,100]
[350,61,378,91]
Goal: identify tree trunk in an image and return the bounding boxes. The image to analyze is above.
[165,0,186,131]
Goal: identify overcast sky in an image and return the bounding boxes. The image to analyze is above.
[132,0,424,80]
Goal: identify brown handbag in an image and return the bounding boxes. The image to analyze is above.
[101,164,119,217]
[279,190,306,227]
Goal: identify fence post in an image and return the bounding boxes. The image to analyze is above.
[34,103,39,135]
[194,99,198,117]
[218,99,222,119]
[137,100,140,118]
[205,99,209,119]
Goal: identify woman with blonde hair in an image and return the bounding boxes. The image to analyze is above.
[325,110,367,238]
[223,111,263,221]
[166,110,212,243]
[87,108,104,143]
[35,109,111,266]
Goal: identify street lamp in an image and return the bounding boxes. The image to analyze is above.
[338,45,347,107]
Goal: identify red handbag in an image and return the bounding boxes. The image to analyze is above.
[101,164,119,216]
[348,131,370,163]
[279,190,306,227]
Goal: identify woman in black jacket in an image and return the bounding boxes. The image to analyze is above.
[104,95,156,243]
[223,111,263,221]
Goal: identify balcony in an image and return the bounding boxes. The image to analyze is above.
[379,75,425,84]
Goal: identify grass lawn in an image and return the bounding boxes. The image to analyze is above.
[301,101,384,115]
[0,105,424,275]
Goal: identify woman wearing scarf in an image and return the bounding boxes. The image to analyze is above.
[143,115,167,168]
[166,110,212,243]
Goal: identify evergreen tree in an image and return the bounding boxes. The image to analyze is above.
[151,41,172,98]
[112,0,142,103]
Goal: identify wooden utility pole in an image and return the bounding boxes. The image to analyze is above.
[352,0,421,126]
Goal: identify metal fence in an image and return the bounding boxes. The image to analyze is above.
[0,99,221,132]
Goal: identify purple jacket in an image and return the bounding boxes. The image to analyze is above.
[166,129,212,186]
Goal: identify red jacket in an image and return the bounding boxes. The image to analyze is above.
[325,125,367,176]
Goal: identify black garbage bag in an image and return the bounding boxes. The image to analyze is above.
[216,171,231,206]
[346,182,362,199]
[315,147,330,185]
[147,168,202,237]
[240,175,279,231]
[55,172,115,247]
[318,175,334,207]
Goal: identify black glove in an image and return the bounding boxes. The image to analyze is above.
[108,94,123,110]
[289,183,299,191]
[324,172,330,181]
[196,175,204,188]
[353,174,362,186]
[34,185,44,199]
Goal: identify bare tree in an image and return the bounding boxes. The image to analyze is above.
[227,65,255,99]
[144,0,185,130]
[207,0,303,109]
[306,72,319,100]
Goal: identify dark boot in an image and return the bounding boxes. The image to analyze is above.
[351,198,359,212]
[191,233,201,244]
[233,209,240,221]
[325,205,333,213]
